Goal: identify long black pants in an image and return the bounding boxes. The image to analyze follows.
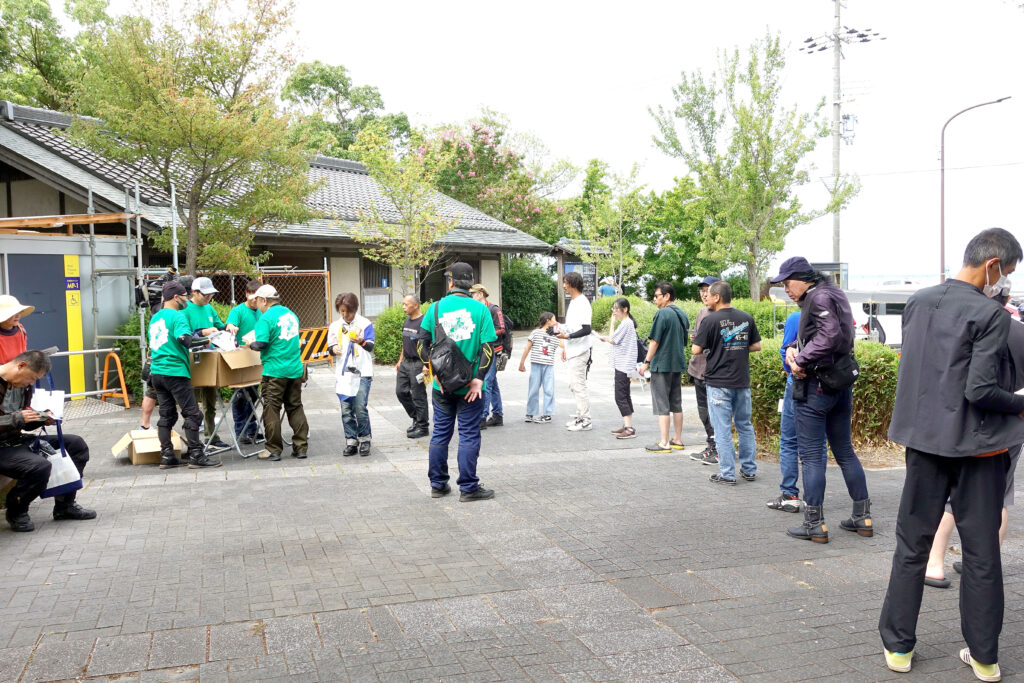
[879,447,1007,665]
[613,370,633,417]
[396,358,429,429]
[1,433,90,514]
[261,375,309,456]
[151,373,204,455]
[691,375,716,451]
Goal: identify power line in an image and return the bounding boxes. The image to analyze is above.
[815,160,1024,180]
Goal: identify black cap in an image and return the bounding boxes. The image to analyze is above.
[446,262,474,282]
[162,281,188,301]
[770,256,815,283]
[699,276,721,287]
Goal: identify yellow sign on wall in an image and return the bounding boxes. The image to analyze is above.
[63,255,85,396]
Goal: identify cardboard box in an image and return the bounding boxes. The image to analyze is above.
[111,430,183,465]
[189,348,263,387]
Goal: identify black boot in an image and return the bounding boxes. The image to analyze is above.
[185,428,221,468]
[840,498,873,537]
[5,509,34,532]
[53,494,97,521]
[157,436,183,470]
[787,505,829,543]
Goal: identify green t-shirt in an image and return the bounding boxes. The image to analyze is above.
[648,305,690,373]
[420,292,497,396]
[183,301,224,334]
[226,302,261,345]
[148,308,193,378]
[253,304,303,378]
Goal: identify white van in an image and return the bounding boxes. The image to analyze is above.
[768,287,908,349]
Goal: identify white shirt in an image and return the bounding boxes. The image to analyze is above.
[563,294,593,359]
[327,313,375,385]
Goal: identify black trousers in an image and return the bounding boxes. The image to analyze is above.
[613,370,633,417]
[879,447,1007,665]
[0,433,90,514]
[691,375,716,450]
[396,358,429,429]
[151,373,204,454]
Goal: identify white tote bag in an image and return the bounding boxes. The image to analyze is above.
[39,424,83,498]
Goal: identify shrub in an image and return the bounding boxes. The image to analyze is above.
[372,300,431,366]
[749,338,901,447]
[501,258,556,330]
[115,309,148,401]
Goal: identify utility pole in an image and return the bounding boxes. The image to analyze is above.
[831,0,841,263]
[800,2,885,263]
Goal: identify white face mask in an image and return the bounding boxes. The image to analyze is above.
[983,261,1011,299]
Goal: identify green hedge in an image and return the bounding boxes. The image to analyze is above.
[750,338,900,447]
[501,258,557,330]
[372,300,431,366]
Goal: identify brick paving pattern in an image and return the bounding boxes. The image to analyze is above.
[0,337,1020,681]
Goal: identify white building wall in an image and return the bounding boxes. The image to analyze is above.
[329,256,360,318]
[480,257,501,306]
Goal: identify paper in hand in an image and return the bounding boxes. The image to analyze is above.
[209,330,237,352]
[30,389,65,420]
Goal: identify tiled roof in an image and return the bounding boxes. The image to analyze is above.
[0,102,551,252]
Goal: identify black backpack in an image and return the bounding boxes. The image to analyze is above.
[500,311,514,355]
[636,336,649,364]
[428,306,475,393]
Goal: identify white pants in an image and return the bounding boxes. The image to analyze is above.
[567,351,591,421]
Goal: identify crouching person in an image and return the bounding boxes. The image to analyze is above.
[0,350,95,532]
[148,281,221,469]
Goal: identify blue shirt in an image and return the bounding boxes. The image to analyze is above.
[781,311,801,381]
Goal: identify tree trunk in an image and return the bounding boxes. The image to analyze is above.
[747,262,761,301]
[186,203,200,276]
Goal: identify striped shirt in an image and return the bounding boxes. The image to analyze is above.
[528,328,559,365]
[609,317,639,375]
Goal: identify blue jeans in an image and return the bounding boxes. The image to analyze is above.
[526,364,555,416]
[483,361,502,417]
[707,386,757,480]
[778,380,829,497]
[429,388,486,493]
[231,386,259,437]
[794,378,869,507]
[338,377,372,442]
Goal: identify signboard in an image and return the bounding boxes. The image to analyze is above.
[299,327,331,363]
[563,262,599,310]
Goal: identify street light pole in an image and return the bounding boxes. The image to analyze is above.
[939,96,1011,282]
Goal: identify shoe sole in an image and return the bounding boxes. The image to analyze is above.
[741,475,756,482]
[767,505,802,513]
[460,494,495,502]
[616,433,637,440]
[786,530,829,543]
[960,648,1001,681]
[645,448,671,453]
[158,463,184,470]
[568,425,593,432]
[189,462,223,468]
[431,488,451,498]
[885,651,914,673]
[710,479,737,485]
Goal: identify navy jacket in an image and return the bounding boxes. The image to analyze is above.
[792,281,855,369]
[888,279,1024,457]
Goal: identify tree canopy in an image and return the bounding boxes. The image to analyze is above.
[70,0,318,275]
[282,61,411,160]
[651,31,856,297]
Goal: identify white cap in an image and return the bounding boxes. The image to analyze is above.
[191,276,218,294]
[253,284,279,299]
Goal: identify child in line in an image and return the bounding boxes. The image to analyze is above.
[601,298,639,439]
[519,312,560,423]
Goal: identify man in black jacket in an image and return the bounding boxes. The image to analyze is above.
[0,350,95,532]
[879,228,1024,679]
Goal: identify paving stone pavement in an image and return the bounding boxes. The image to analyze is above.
[1,337,1021,682]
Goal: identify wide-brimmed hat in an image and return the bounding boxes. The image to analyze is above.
[0,295,34,322]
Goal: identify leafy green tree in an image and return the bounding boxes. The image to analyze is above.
[422,111,575,244]
[70,0,318,276]
[282,61,411,160]
[650,32,856,298]
[577,163,652,291]
[350,122,456,296]
[639,176,721,297]
[0,0,107,110]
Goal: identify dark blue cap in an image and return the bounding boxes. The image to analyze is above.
[770,256,815,283]
[699,276,721,287]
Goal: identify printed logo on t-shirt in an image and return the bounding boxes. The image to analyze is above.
[278,313,299,341]
[440,310,475,342]
[150,319,169,350]
[718,320,750,349]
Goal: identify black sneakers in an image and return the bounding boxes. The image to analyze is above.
[6,510,34,532]
[767,494,803,513]
[709,473,737,485]
[343,444,357,457]
[460,486,495,502]
[52,501,97,520]
[431,483,452,498]
[485,414,503,427]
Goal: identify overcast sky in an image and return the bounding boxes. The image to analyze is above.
[97,0,1024,286]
